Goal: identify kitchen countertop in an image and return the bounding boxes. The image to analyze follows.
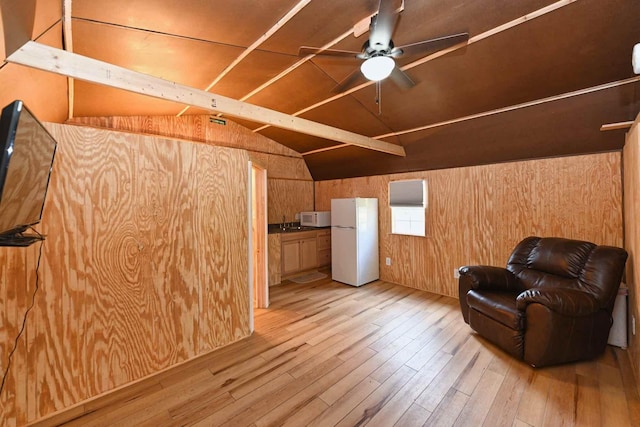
[268,224,330,234]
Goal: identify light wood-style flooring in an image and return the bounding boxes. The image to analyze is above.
[35,278,640,426]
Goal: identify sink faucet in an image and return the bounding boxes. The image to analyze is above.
[282,215,286,229]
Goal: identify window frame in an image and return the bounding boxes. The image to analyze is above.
[389,179,427,237]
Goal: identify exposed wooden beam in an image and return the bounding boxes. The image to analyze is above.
[302,144,349,156]
[62,0,74,120]
[600,121,634,131]
[8,41,405,156]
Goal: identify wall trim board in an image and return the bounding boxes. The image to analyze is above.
[623,112,640,396]
[8,41,405,156]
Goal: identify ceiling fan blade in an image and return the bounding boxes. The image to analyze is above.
[397,32,469,57]
[332,68,365,93]
[299,46,361,58]
[369,0,401,51]
[389,66,415,90]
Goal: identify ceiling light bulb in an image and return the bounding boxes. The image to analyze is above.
[361,56,395,81]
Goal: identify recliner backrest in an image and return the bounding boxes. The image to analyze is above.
[506,236,627,311]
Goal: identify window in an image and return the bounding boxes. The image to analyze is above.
[389,179,426,237]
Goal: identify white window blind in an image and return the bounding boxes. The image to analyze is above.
[389,179,425,207]
[389,179,426,237]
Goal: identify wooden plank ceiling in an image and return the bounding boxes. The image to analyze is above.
[5,0,640,179]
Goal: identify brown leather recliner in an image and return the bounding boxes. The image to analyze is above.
[458,236,628,367]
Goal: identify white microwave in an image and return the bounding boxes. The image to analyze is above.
[300,211,331,227]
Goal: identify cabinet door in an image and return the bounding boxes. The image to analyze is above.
[317,231,331,250]
[300,237,318,270]
[317,249,331,267]
[282,240,301,275]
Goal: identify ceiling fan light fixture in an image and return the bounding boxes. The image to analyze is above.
[360,56,395,81]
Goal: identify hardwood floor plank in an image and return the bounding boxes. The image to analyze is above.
[227,353,301,399]
[307,377,381,427]
[367,350,452,425]
[280,397,329,427]
[451,336,493,395]
[64,369,220,426]
[405,313,466,371]
[598,361,632,427]
[574,373,601,427]
[482,360,531,426]
[287,323,379,379]
[319,334,413,406]
[226,347,377,426]
[515,370,553,427]
[167,391,234,425]
[393,402,432,426]
[424,387,469,427]
[414,334,483,412]
[453,368,504,426]
[541,365,577,427]
[364,298,444,354]
[404,299,451,339]
[192,371,296,426]
[613,347,640,426]
[335,365,418,427]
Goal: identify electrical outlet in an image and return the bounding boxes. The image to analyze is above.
[385,257,391,266]
[453,268,460,279]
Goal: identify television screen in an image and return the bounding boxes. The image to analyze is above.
[0,100,57,237]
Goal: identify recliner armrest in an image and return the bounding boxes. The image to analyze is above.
[459,265,521,292]
[516,287,601,316]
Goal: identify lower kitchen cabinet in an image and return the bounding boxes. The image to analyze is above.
[270,228,331,283]
[281,231,318,276]
[317,229,331,267]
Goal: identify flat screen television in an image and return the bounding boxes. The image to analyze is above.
[0,100,57,246]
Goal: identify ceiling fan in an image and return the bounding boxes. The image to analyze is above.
[299,0,469,93]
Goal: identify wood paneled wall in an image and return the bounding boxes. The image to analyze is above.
[315,152,623,298]
[0,125,251,425]
[624,114,640,392]
[68,115,314,224]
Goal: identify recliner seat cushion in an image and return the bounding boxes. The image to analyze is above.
[466,290,523,330]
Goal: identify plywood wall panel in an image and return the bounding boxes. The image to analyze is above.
[623,115,640,393]
[0,247,31,427]
[316,152,623,298]
[67,115,314,224]
[67,115,299,158]
[268,179,314,224]
[196,145,249,352]
[268,234,281,287]
[0,124,251,423]
[267,155,313,180]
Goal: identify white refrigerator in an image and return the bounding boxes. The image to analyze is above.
[331,198,379,287]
